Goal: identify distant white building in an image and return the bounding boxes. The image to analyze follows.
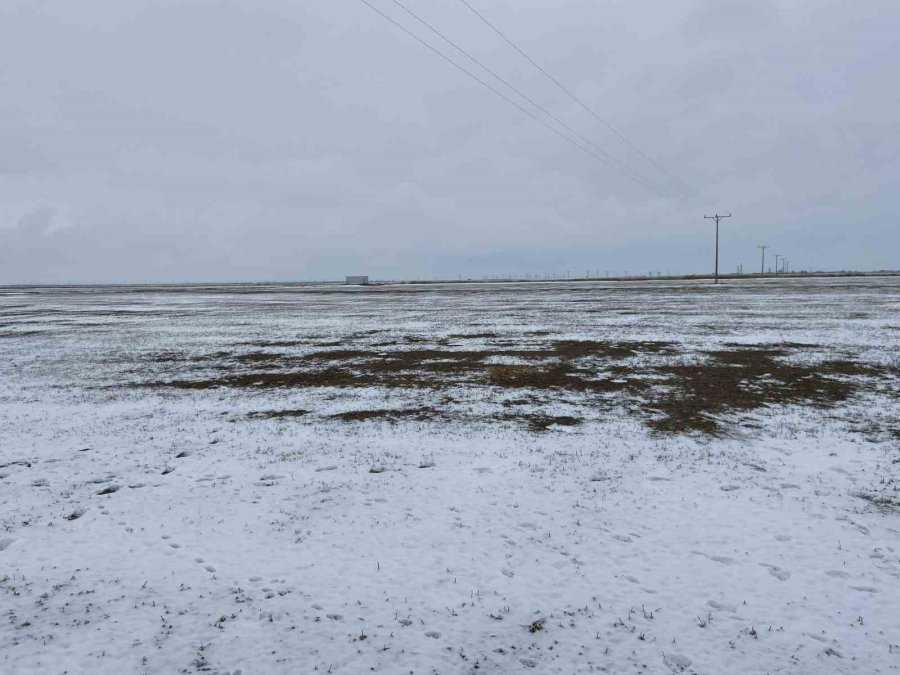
[345,275,369,285]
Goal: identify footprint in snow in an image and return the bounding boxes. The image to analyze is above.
[707,600,737,613]
[425,630,440,639]
[759,563,791,580]
[804,632,830,643]
[693,549,729,564]
[612,534,633,543]
[326,613,343,621]
[849,585,878,593]
[0,538,13,552]
[65,508,86,521]
[825,570,850,578]
[663,653,692,670]
[720,484,740,492]
[501,568,515,578]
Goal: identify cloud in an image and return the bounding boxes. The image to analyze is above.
[0,0,897,282]
[684,0,778,37]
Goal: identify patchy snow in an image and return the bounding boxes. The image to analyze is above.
[1,277,899,674]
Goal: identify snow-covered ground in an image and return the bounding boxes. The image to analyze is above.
[1,277,899,674]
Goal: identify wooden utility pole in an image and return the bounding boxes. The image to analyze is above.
[704,213,731,284]
[758,245,770,275]
[774,254,782,275]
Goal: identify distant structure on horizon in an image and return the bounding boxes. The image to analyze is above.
[345,275,369,286]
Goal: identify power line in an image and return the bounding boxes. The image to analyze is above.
[387,0,676,197]
[355,0,672,196]
[456,0,699,199]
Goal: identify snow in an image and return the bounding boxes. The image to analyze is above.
[1,277,899,674]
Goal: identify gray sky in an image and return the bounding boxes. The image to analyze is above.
[1,0,898,283]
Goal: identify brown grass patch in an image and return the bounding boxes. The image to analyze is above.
[234,351,283,364]
[154,367,358,390]
[645,348,859,435]
[301,349,375,361]
[330,407,445,423]
[243,340,307,348]
[0,330,45,338]
[499,413,582,432]
[248,409,310,419]
[448,332,502,339]
[487,363,643,394]
[552,340,674,360]
[852,491,900,512]
[489,363,584,390]
[134,339,894,438]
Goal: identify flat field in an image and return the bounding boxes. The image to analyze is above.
[1,277,899,674]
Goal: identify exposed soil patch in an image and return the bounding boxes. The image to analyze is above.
[248,409,311,419]
[448,332,502,339]
[499,414,583,432]
[330,407,446,423]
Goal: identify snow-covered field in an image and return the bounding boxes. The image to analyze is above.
[1,276,899,674]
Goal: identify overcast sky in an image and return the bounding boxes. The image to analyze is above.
[1,0,898,283]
